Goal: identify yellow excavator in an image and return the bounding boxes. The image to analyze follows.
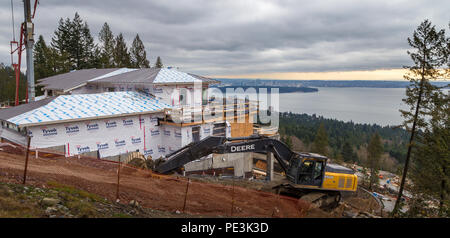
[155,135,357,208]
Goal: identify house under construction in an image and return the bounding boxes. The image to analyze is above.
[0,67,276,177]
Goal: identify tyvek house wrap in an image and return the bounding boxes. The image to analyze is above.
[152,85,203,107]
[26,114,216,159]
[161,124,181,155]
[26,113,166,159]
[154,123,213,159]
[29,116,158,158]
[5,92,171,159]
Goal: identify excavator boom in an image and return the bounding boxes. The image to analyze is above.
[155,135,295,174]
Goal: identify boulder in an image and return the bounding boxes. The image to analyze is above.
[45,206,58,215]
[129,200,136,206]
[343,211,358,218]
[41,198,60,207]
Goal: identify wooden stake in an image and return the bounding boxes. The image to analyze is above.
[116,155,121,201]
[272,188,281,217]
[22,136,31,185]
[182,178,190,213]
[231,177,235,217]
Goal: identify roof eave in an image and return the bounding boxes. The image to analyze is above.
[63,83,87,93]
[153,81,215,86]
[14,109,167,128]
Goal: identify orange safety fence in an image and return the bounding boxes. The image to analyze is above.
[0,141,311,217]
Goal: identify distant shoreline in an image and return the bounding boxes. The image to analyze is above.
[212,86,318,93]
[215,78,449,89]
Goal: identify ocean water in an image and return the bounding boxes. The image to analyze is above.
[278,87,408,126]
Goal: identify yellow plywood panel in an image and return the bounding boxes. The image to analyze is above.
[230,119,254,137]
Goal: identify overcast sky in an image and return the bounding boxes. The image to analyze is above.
[0,0,448,78]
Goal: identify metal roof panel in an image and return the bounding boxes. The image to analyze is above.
[7,92,171,126]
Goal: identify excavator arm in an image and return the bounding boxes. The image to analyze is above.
[155,135,296,174]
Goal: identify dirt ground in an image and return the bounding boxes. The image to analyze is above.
[0,145,309,218]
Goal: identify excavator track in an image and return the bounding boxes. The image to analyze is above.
[273,183,341,210]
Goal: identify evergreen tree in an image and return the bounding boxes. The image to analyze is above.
[0,64,27,102]
[47,47,63,76]
[89,46,103,69]
[409,78,449,217]
[367,133,383,190]
[33,35,54,96]
[69,12,83,69]
[50,18,71,73]
[341,141,357,163]
[66,13,97,69]
[334,153,344,164]
[312,123,328,156]
[113,33,131,67]
[446,22,450,71]
[155,56,163,68]
[282,135,293,150]
[34,35,54,79]
[80,22,99,68]
[361,166,370,188]
[393,20,448,215]
[50,13,97,71]
[130,34,150,68]
[51,18,70,57]
[98,22,115,68]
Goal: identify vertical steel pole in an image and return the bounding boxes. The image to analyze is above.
[22,135,31,185]
[23,0,35,102]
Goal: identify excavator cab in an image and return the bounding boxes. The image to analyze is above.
[289,153,358,193]
[289,155,326,188]
[285,153,327,188]
[297,159,325,186]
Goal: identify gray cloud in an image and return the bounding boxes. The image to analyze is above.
[0,0,449,76]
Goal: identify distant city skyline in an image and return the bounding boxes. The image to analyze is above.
[210,69,408,81]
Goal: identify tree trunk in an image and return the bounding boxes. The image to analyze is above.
[392,62,426,216]
[439,166,446,217]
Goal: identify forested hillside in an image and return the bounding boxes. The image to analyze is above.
[0,64,27,104]
[278,112,409,168]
